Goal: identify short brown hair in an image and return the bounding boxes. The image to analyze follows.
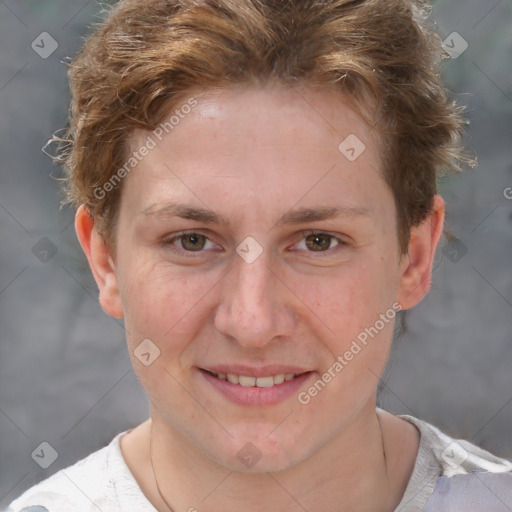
[51,0,473,254]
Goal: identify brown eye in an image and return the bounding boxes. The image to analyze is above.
[179,233,207,251]
[161,230,221,258]
[304,233,338,252]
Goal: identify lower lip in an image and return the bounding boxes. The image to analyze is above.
[200,369,314,406]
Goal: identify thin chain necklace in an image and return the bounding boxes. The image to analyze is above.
[148,416,391,512]
[149,423,176,512]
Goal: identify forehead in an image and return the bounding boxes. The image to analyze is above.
[140,85,378,156]
[121,85,391,226]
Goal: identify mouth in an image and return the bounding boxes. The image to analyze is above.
[201,369,310,388]
[198,367,314,406]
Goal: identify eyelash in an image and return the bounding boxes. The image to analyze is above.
[161,230,348,258]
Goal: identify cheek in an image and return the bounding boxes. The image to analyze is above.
[119,258,214,348]
[302,259,399,357]
[303,262,386,322]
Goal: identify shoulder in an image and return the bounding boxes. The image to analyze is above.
[402,415,512,477]
[5,430,151,512]
[424,472,512,511]
[399,414,512,511]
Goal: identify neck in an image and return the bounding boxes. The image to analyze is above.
[144,400,406,512]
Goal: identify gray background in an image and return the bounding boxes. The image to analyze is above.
[0,0,511,506]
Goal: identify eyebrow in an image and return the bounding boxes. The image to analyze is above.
[141,201,371,227]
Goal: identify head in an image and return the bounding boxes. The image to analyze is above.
[54,0,470,472]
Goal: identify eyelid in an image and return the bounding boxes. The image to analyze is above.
[161,230,221,256]
[292,230,348,256]
[161,229,349,256]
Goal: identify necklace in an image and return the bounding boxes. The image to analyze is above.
[148,414,391,512]
[149,423,176,512]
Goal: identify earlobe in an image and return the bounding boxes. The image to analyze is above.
[75,205,124,319]
[397,195,445,310]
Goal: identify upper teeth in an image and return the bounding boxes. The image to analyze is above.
[214,372,298,387]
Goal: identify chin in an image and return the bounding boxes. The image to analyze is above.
[204,429,312,473]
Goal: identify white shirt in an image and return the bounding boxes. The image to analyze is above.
[6,413,512,512]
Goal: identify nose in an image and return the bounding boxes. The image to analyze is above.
[213,247,295,349]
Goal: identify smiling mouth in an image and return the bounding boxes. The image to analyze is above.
[201,369,310,388]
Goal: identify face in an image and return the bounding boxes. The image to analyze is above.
[101,85,417,471]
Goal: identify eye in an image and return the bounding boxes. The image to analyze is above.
[161,230,348,258]
[294,231,346,255]
[162,231,219,255]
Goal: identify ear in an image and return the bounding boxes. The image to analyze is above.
[75,205,124,319]
[397,195,445,310]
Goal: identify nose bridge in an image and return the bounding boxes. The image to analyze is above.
[232,249,274,321]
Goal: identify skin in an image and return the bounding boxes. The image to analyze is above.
[76,83,445,512]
